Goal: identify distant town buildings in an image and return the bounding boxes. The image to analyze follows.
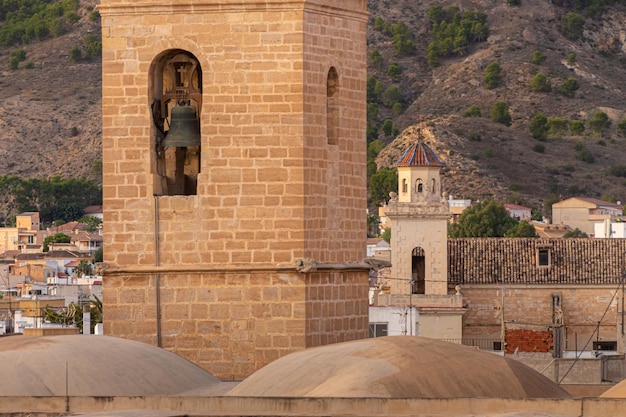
[0,211,102,335]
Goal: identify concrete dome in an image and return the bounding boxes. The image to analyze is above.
[0,335,222,396]
[600,379,626,398]
[228,336,571,399]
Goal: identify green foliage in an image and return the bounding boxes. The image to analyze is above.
[66,11,79,24]
[387,62,402,81]
[483,61,502,89]
[43,295,102,334]
[8,47,25,69]
[426,6,489,67]
[8,56,18,69]
[369,50,383,69]
[576,148,595,163]
[24,61,33,69]
[529,113,549,140]
[93,246,103,263]
[563,228,588,238]
[610,165,626,177]
[531,50,546,64]
[588,111,611,135]
[561,12,585,40]
[567,52,577,65]
[391,102,403,117]
[83,34,102,59]
[468,132,481,142]
[448,200,518,237]
[381,227,391,243]
[381,119,394,136]
[366,76,384,102]
[367,103,379,121]
[483,146,495,158]
[381,85,402,106]
[78,215,102,233]
[490,101,512,126]
[529,73,551,92]
[0,175,102,224]
[507,0,522,5]
[547,117,569,136]
[390,22,416,56]
[43,232,71,252]
[570,119,585,135]
[506,220,538,237]
[89,9,100,22]
[368,167,398,207]
[75,259,93,277]
[560,77,580,97]
[69,45,82,62]
[463,105,481,117]
[533,143,545,153]
[0,0,80,47]
[427,43,439,67]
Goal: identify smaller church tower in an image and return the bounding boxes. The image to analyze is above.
[380,126,464,339]
[388,130,450,296]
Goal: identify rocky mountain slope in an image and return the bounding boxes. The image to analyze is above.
[0,0,625,217]
[369,0,626,214]
[0,0,101,183]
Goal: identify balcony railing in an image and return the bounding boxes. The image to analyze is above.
[440,338,504,352]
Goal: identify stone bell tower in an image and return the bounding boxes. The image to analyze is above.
[99,0,369,380]
[383,126,465,339]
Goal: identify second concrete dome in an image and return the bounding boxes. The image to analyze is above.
[228,336,571,399]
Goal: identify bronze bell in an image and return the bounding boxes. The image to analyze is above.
[161,103,201,148]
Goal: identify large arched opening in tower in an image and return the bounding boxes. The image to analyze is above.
[149,50,202,196]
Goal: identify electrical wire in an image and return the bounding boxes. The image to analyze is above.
[558,270,626,384]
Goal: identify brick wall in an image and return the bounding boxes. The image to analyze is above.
[461,286,620,352]
[506,329,553,354]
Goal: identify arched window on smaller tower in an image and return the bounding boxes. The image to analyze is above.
[402,178,408,193]
[432,178,436,194]
[327,67,339,145]
[416,179,423,193]
[412,247,425,294]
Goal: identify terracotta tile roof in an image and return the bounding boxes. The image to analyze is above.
[395,141,444,168]
[449,238,626,285]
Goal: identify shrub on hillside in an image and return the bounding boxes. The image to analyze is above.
[531,50,547,64]
[463,105,481,117]
[560,77,580,97]
[490,101,511,126]
[530,73,551,92]
[483,62,502,89]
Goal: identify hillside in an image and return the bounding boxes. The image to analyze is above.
[368,0,626,215]
[0,0,625,218]
[0,0,101,183]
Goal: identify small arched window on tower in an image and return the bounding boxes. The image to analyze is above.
[412,247,426,294]
[327,67,339,145]
[150,50,202,196]
[402,178,408,193]
[416,179,423,193]
[432,178,436,194]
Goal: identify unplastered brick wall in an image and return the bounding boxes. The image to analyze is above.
[460,286,619,351]
[506,329,553,354]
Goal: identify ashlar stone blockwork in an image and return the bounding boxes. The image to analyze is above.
[99,0,369,380]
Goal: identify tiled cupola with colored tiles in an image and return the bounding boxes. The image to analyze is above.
[99,0,369,380]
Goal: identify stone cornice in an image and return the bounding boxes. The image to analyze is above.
[103,261,371,276]
[98,1,368,22]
